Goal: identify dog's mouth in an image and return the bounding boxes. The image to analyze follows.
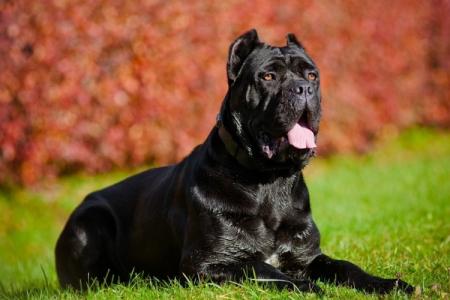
[258,112,316,159]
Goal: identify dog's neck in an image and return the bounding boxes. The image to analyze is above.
[216,115,259,170]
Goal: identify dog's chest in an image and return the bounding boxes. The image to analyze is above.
[229,199,287,242]
[255,183,295,230]
[220,178,311,260]
[264,252,282,268]
[239,198,294,245]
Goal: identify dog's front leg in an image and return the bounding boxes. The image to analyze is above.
[181,260,321,293]
[306,254,414,294]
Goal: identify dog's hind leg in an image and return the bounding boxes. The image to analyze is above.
[55,204,125,290]
[305,254,413,294]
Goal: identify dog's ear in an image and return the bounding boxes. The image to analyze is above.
[286,33,305,50]
[227,29,260,85]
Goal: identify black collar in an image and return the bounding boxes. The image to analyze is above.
[216,118,258,170]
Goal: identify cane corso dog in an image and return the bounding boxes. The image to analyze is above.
[55,29,413,294]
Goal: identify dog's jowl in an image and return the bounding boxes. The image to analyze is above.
[55,29,413,294]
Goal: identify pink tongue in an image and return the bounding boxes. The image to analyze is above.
[287,123,316,149]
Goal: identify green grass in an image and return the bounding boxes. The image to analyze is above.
[0,128,449,299]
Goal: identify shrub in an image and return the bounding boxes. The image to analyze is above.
[0,0,448,185]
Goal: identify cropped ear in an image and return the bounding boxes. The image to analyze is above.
[227,29,260,85]
[286,33,305,50]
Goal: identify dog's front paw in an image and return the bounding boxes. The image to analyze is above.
[392,278,414,294]
[373,278,414,294]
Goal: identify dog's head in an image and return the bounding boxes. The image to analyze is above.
[220,29,321,171]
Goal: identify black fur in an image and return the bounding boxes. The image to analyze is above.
[55,29,413,294]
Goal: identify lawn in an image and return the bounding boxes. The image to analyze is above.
[0,128,449,299]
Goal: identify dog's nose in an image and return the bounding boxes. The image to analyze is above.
[291,83,314,96]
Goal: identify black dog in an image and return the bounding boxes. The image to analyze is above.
[55,29,413,294]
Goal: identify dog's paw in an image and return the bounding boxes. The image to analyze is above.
[392,278,415,294]
[370,278,414,294]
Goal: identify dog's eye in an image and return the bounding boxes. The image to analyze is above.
[263,73,275,81]
[307,72,317,81]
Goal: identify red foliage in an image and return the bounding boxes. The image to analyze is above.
[0,0,448,185]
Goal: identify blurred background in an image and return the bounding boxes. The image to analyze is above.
[0,0,449,186]
[1,1,450,297]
